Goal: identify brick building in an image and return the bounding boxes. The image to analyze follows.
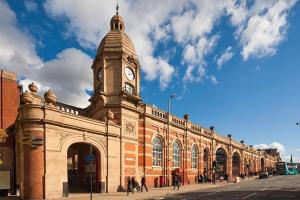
[0,70,20,195]
[1,12,280,199]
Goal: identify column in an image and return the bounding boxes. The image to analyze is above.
[22,124,45,200]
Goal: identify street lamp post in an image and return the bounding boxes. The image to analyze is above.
[89,143,93,200]
[167,93,176,187]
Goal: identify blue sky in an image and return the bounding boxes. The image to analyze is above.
[1,0,300,162]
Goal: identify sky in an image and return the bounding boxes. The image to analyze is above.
[0,0,300,162]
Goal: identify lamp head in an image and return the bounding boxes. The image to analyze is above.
[169,93,176,99]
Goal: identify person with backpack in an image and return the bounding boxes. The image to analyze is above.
[127,177,134,196]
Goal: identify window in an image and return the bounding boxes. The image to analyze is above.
[124,83,134,94]
[152,137,163,166]
[173,141,181,168]
[191,145,198,169]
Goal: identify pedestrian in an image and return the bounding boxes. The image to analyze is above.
[213,173,216,185]
[200,174,204,183]
[127,177,134,196]
[173,174,179,190]
[141,175,148,192]
[179,175,183,186]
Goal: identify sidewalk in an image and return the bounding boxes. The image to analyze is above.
[2,178,257,200]
[55,182,233,200]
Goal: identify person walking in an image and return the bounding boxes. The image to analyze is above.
[173,174,179,190]
[140,175,148,192]
[127,177,134,196]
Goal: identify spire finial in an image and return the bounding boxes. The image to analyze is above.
[116,2,119,15]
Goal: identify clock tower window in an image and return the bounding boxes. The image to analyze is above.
[124,83,134,95]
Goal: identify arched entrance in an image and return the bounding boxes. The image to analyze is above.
[261,158,265,172]
[216,148,227,179]
[232,152,240,177]
[67,143,101,193]
[203,148,210,176]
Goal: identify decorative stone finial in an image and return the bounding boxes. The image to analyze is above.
[28,82,38,94]
[116,2,119,15]
[105,109,114,121]
[44,90,57,106]
[20,90,34,104]
[183,114,189,121]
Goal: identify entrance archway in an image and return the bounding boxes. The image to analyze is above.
[232,152,240,177]
[261,158,265,172]
[216,148,227,179]
[203,148,210,176]
[67,143,101,193]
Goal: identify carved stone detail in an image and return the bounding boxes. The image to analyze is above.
[125,120,136,135]
[0,129,8,143]
[60,132,70,142]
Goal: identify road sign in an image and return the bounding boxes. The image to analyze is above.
[85,155,94,162]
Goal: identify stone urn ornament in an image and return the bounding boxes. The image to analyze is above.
[44,90,57,106]
[20,90,34,104]
[28,82,38,94]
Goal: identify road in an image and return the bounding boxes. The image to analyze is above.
[149,175,300,200]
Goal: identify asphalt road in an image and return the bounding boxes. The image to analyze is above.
[150,175,300,200]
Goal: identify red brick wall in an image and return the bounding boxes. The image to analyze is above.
[0,70,20,145]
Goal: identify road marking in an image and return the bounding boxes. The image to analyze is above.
[261,187,268,191]
[241,192,257,199]
[198,191,218,196]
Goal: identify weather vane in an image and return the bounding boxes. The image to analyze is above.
[116,2,119,15]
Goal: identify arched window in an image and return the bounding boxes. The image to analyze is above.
[124,83,134,94]
[152,137,163,166]
[173,141,181,168]
[191,145,198,169]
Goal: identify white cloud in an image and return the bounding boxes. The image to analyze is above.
[216,46,234,70]
[210,75,218,85]
[0,0,43,74]
[183,35,219,82]
[42,0,297,87]
[1,0,297,103]
[44,0,186,89]
[238,0,297,60]
[24,0,38,12]
[18,48,93,108]
[0,1,92,108]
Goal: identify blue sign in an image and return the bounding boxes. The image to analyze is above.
[85,155,94,162]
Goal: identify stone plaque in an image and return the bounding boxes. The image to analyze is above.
[0,171,10,189]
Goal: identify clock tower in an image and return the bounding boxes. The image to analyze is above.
[87,10,141,123]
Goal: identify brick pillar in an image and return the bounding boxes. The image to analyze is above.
[23,126,44,200]
[240,157,245,174]
[227,156,232,180]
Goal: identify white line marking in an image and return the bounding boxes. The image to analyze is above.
[198,191,218,197]
[261,187,268,191]
[241,192,257,199]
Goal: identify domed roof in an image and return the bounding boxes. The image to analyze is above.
[96,14,136,57]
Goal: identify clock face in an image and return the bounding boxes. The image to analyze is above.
[125,67,135,81]
[97,69,103,80]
